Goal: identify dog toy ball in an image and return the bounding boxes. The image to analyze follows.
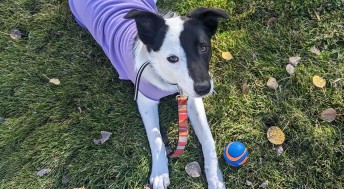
[223,141,248,167]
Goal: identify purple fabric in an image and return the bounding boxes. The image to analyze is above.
[69,0,177,101]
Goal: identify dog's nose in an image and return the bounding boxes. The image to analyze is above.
[194,80,211,96]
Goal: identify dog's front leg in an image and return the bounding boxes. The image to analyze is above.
[137,92,170,189]
[188,97,225,189]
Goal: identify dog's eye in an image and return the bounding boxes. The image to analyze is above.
[167,55,179,63]
[199,44,208,53]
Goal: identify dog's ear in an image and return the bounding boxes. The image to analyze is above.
[125,9,167,51]
[187,7,229,37]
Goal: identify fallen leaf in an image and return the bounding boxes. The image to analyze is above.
[267,77,278,90]
[276,146,284,156]
[37,168,52,177]
[267,126,285,145]
[222,52,233,61]
[49,78,61,85]
[73,187,86,189]
[267,17,278,26]
[242,83,249,94]
[286,64,295,75]
[259,180,269,188]
[143,184,151,189]
[321,108,337,122]
[10,29,22,40]
[310,46,321,55]
[185,161,201,178]
[94,131,112,144]
[288,56,301,66]
[245,180,253,186]
[312,75,326,88]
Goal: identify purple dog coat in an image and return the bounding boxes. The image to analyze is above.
[69,0,178,101]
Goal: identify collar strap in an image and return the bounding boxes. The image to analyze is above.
[134,61,150,101]
[169,95,189,158]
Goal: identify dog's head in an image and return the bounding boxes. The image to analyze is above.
[125,8,229,97]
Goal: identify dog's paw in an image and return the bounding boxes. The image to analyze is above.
[206,168,225,189]
[208,177,226,189]
[150,171,170,189]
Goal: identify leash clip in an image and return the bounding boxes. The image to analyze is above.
[176,86,188,101]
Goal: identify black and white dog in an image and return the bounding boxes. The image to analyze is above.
[70,0,228,188]
[129,5,228,189]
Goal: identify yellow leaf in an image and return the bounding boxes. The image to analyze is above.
[49,78,61,85]
[312,75,326,88]
[221,52,233,61]
[267,126,285,145]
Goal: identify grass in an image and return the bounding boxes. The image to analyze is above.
[0,0,343,188]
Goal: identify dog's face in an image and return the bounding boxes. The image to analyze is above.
[125,8,229,97]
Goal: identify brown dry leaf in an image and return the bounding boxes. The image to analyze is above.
[267,126,285,145]
[222,52,233,61]
[286,64,295,75]
[94,131,112,144]
[288,56,301,66]
[10,29,22,40]
[185,161,201,178]
[267,17,277,26]
[49,78,61,85]
[321,108,337,122]
[312,75,326,88]
[267,77,278,90]
[310,46,321,55]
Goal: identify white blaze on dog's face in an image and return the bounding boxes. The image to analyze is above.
[125,8,229,97]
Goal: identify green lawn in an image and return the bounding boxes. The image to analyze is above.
[0,0,343,188]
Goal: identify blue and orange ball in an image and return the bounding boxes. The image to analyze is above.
[223,142,249,167]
